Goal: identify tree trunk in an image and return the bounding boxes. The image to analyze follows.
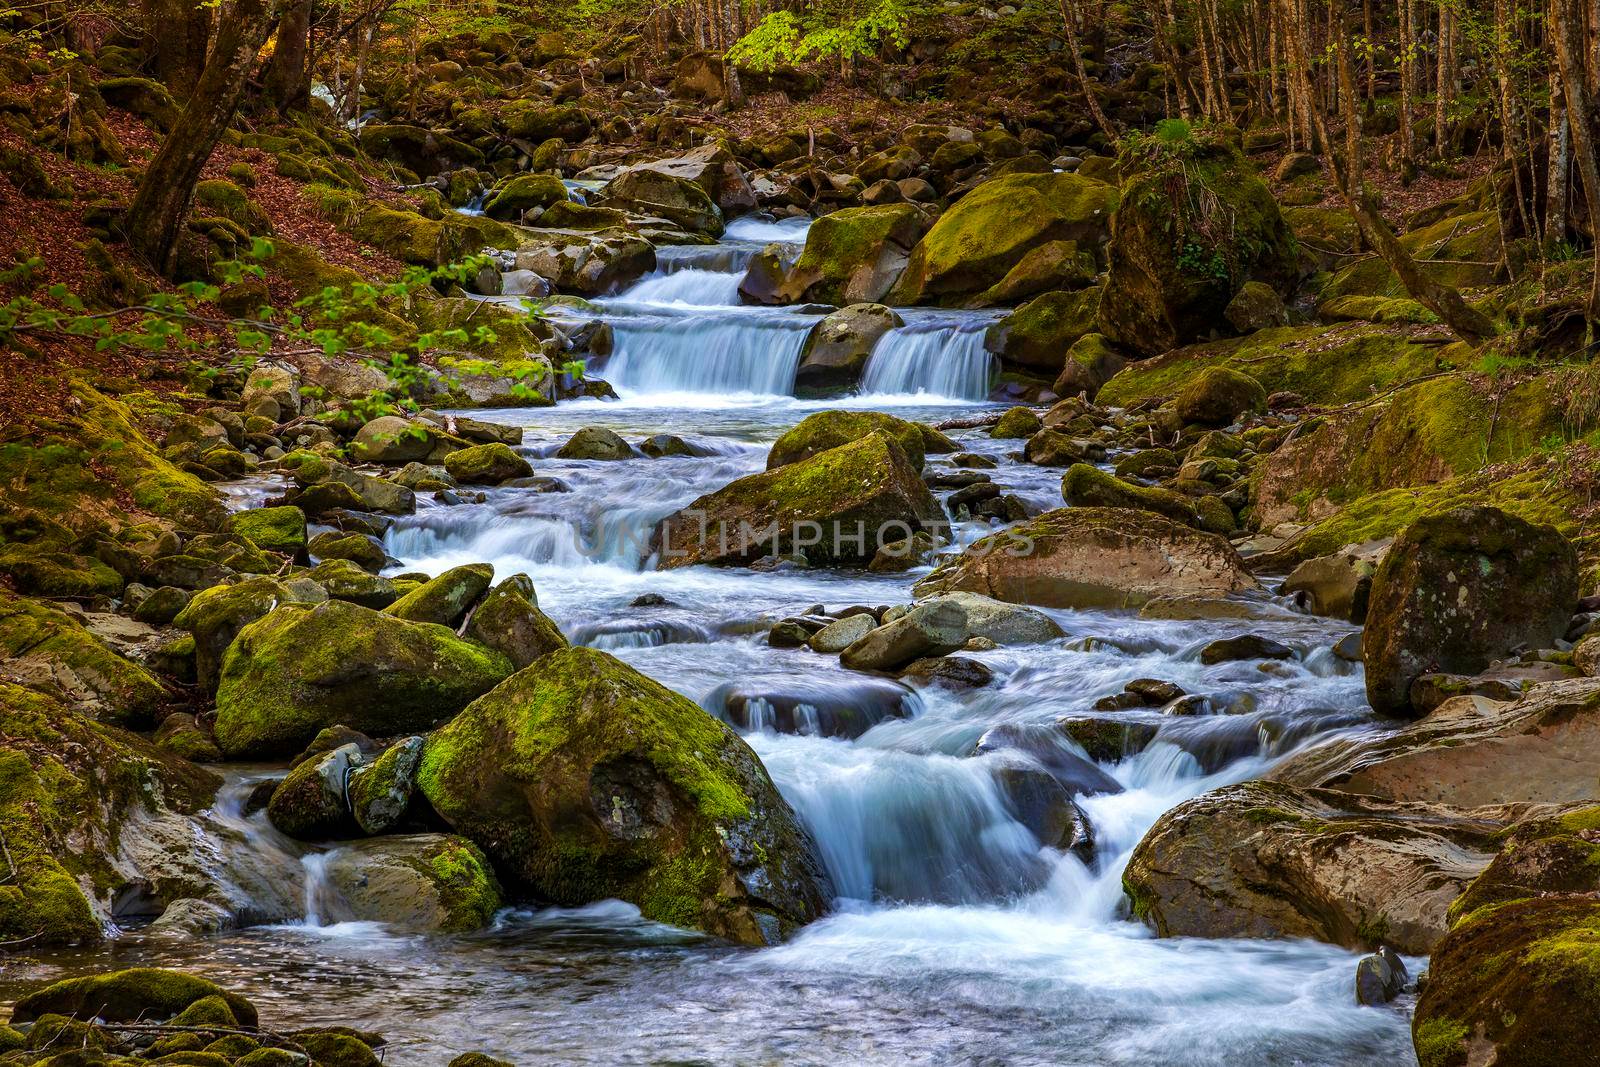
[345,21,375,123]
[1551,0,1600,317]
[1548,62,1571,244]
[261,0,311,110]
[142,0,212,96]
[124,0,277,277]
[1288,0,1496,341]
[1059,0,1118,138]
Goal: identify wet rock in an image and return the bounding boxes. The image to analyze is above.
[347,736,424,835]
[513,230,655,295]
[306,559,397,609]
[1281,545,1384,623]
[1198,634,1295,664]
[350,415,443,465]
[654,432,944,569]
[1024,429,1102,466]
[418,647,830,945]
[707,676,917,739]
[601,167,724,236]
[173,576,322,692]
[267,743,364,840]
[1055,716,1159,762]
[11,968,257,1027]
[993,766,1095,858]
[973,723,1123,796]
[901,655,995,690]
[777,203,928,305]
[557,426,634,460]
[1127,678,1185,703]
[154,712,222,762]
[917,591,1064,645]
[640,434,705,458]
[840,599,969,671]
[767,409,951,472]
[291,725,381,768]
[1353,946,1407,1005]
[384,563,493,627]
[989,406,1042,439]
[1061,463,1200,527]
[807,613,875,653]
[213,600,512,758]
[985,289,1101,372]
[1362,506,1577,717]
[1272,677,1600,808]
[867,531,938,573]
[132,585,192,625]
[1123,780,1499,953]
[463,574,567,669]
[444,443,534,484]
[914,507,1259,609]
[223,506,307,555]
[796,304,903,390]
[322,834,502,932]
[307,531,388,572]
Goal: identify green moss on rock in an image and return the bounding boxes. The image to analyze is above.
[417,647,829,945]
[767,410,951,471]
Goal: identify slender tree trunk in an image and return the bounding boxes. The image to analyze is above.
[1059,0,1119,138]
[261,0,311,109]
[345,21,375,123]
[1551,0,1600,317]
[1161,0,1195,118]
[1398,0,1416,176]
[124,0,277,276]
[1434,3,1454,158]
[1288,0,1496,340]
[1548,62,1571,244]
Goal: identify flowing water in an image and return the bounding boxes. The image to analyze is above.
[1,221,1419,1065]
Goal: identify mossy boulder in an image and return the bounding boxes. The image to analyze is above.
[1097,322,1449,409]
[556,426,633,460]
[443,443,533,484]
[194,180,271,235]
[600,168,724,236]
[416,647,830,944]
[484,174,569,221]
[213,600,513,758]
[462,574,567,670]
[975,240,1100,306]
[653,432,944,568]
[0,590,166,724]
[321,834,502,932]
[350,204,513,268]
[1170,367,1266,426]
[513,230,656,295]
[913,507,1259,608]
[358,123,483,177]
[1061,463,1201,527]
[306,558,398,609]
[308,531,387,571]
[174,576,323,692]
[777,204,928,305]
[983,288,1101,373]
[0,545,123,598]
[11,968,256,1026]
[0,684,219,947]
[1099,133,1298,356]
[796,304,903,390]
[267,743,363,839]
[347,736,424,834]
[989,407,1043,439]
[1413,895,1600,1067]
[1052,333,1127,399]
[383,563,494,626]
[766,410,951,472]
[1362,506,1577,717]
[223,506,306,554]
[504,103,591,143]
[887,172,1118,306]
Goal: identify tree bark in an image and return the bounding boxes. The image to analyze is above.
[124,0,278,277]
[1059,0,1119,138]
[261,0,312,110]
[1551,0,1600,317]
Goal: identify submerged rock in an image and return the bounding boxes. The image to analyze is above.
[706,676,917,738]
[417,648,830,945]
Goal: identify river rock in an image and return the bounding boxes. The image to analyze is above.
[444,443,533,484]
[654,432,944,569]
[1353,946,1408,1005]
[350,415,441,465]
[601,167,724,236]
[173,576,323,692]
[808,612,876,653]
[1198,634,1294,664]
[1170,367,1268,427]
[777,203,928,305]
[1362,506,1578,717]
[213,600,513,758]
[462,574,567,669]
[10,968,257,1027]
[706,676,916,738]
[322,834,502,932]
[267,743,364,840]
[347,736,424,834]
[417,647,831,945]
[306,558,397,608]
[514,230,655,295]
[1281,543,1385,622]
[767,409,951,472]
[901,655,996,690]
[917,591,1063,645]
[888,172,1117,305]
[627,143,756,216]
[913,507,1259,609]
[558,426,634,460]
[840,600,969,671]
[384,563,494,627]
[796,304,903,390]
[984,289,1101,373]
[223,506,307,555]
[1273,677,1600,808]
[307,531,388,572]
[1123,780,1499,953]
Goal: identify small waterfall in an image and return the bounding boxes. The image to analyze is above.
[599,309,817,397]
[723,215,812,245]
[753,738,1051,905]
[617,268,745,307]
[860,317,1000,401]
